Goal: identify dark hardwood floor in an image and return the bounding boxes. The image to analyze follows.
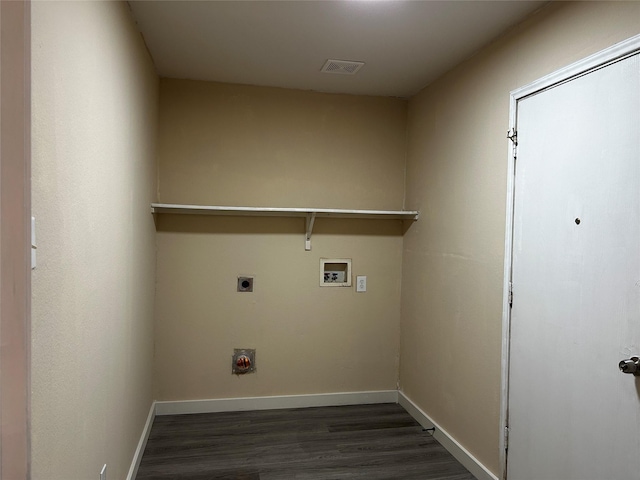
[136,403,477,480]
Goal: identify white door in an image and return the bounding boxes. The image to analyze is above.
[507,52,640,480]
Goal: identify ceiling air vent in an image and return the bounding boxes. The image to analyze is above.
[321,59,365,75]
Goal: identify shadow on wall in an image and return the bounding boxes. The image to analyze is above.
[155,214,405,237]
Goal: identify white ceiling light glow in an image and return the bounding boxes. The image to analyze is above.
[128,1,547,97]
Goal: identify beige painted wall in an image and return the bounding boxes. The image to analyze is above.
[155,81,407,400]
[158,79,407,209]
[400,1,640,476]
[31,2,158,479]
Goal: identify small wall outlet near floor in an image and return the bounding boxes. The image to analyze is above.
[100,464,107,480]
[356,276,367,292]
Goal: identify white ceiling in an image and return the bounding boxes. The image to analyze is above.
[128,0,547,98]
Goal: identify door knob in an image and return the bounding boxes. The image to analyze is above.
[619,356,640,376]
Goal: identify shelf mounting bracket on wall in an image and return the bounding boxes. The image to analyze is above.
[305,212,316,251]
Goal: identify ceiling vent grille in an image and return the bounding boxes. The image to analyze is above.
[321,59,365,75]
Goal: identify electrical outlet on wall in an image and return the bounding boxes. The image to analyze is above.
[100,464,107,480]
[356,275,367,292]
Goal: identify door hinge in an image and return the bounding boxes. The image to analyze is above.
[508,281,513,307]
[507,129,518,159]
[504,426,509,450]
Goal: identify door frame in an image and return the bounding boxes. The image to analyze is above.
[0,1,31,478]
[499,33,640,480]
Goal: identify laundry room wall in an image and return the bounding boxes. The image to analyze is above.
[31,2,159,479]
[154,80,408,401]
[400,1,640,475]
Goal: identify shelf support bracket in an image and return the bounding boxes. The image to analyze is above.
[305,213,316,251]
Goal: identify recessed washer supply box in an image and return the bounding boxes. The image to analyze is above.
[320,258,352,287]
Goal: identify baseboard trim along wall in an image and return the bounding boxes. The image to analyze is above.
[128,391,495,480]
[126,402,156,480]
[398,391,498,480]
[155,390,399,416]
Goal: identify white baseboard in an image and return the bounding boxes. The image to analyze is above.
[126,401,156,480]
[398,391,499,480]
[155,390,398,416]
[132,391,496,480]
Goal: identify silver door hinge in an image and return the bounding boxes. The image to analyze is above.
[504,426,509,450]
[508,281,513,307]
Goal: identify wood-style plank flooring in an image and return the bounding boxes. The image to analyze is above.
[136,403,477,480]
